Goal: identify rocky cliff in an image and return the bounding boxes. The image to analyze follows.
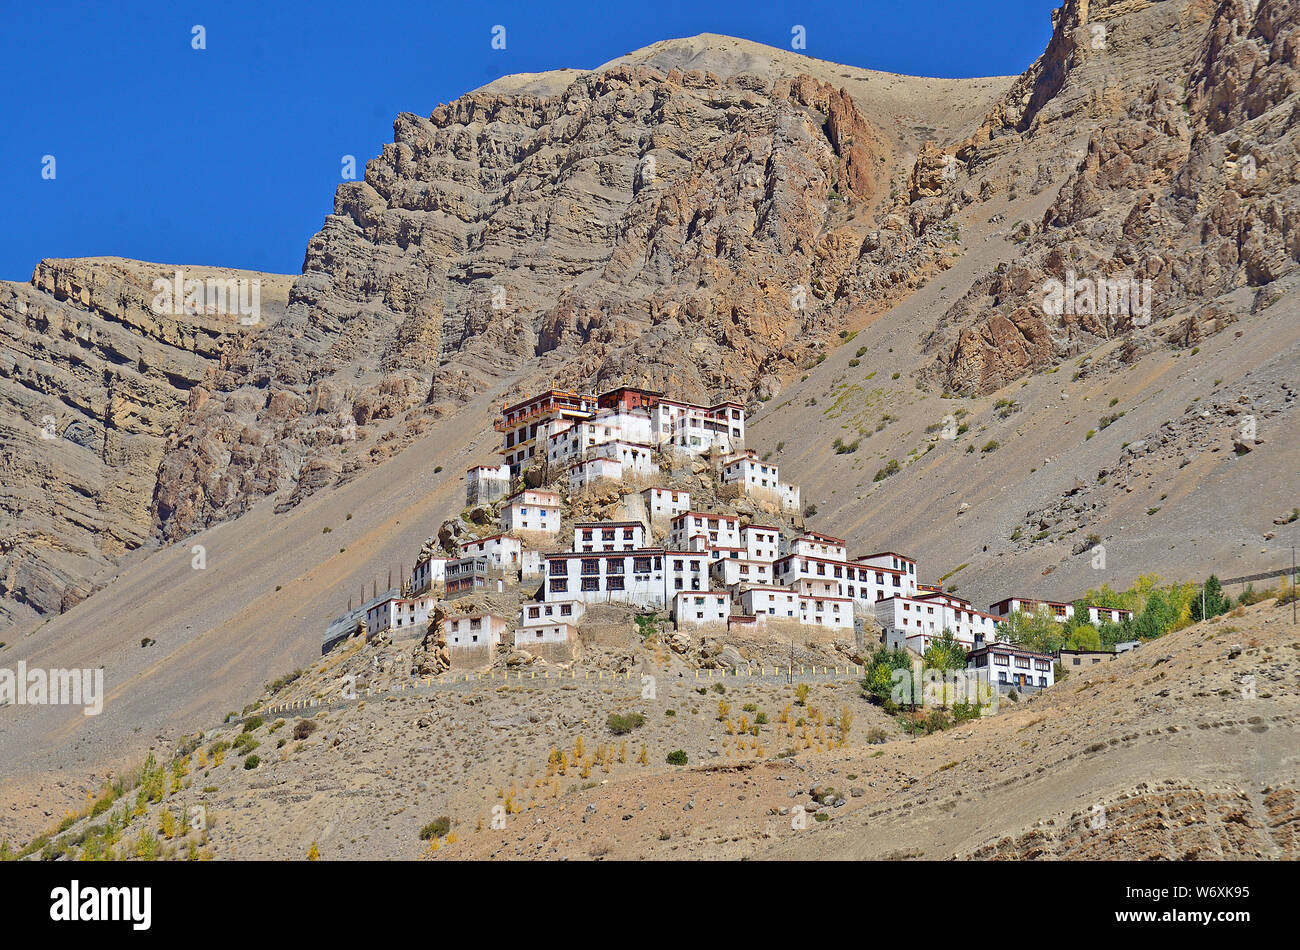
[0,259,292,624]
[925,0,1300,393]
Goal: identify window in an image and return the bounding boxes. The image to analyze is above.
[581,559,600,576]
[607,577,625,591]
[634,557,652,573]
[581,578,600,592]
[470,618,481,630]
[998,672,1007,683]
[606,558,624,575]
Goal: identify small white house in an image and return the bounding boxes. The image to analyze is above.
[515,621,577,647]
[740,586,801,621]
[988,596,1073,621]
[459,533,523,571]
[798,595,854,631]
[443,613,509,648]
[673,590,731,627]
[642,486,691,521]
[781,532,848,562]
[568,456,623,493]
[366,591,437,637]
[500,489,562,535]
[466,464,511,506]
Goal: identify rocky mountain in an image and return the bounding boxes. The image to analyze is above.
[1,0,1298,850]
[0,260,292,625]
[926,0,1300,393]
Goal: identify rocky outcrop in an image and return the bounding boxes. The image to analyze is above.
[926,0,1300,394]
[0,259,292,623]
[150,64,897,541]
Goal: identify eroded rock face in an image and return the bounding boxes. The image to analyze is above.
[0,259,293,622]
[925,0,1300,394]
[150,65,897,540]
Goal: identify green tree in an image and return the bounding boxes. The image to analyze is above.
[923,630,967,672]
[1190,575,1230,621]
[998,608,1066,654]
[860,647,913,707]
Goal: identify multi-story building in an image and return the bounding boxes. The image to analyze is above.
[496,390,598,475]
[410,556,450,595]
[741,524,782,562]
[459,533,523,571]
[500,489,562,535]
[875,592,998,652]
[572,521,646,552]
[720,450,800,510]
[445,556,495,596]
[739,586,801,621]
[855,552,919,597]
[709,554,774,589]
[543,550,669,607]
[967,642,1055,691]
[667,511,741,551]
[365,590,437,637]
[443,612,509,649]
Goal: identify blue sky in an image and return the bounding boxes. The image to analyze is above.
[0,0,1055,281]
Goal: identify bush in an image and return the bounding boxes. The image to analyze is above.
[232,733,259,755]
[606,712,645,735]
[419,817,452,840]
[293,719,317,741]
[241,716,263,733]
[243,755,260,770]
[665,750,688,766]
[873,459,900,481]
[981,440,999,453]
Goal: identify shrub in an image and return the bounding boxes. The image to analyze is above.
[665,750,688,766]
[873,459,900,482]
[293,720,317,741]
[241,716,263,733]
[981,440,999,453]
[420,817,452,840]
[232,733,259,755]
[606,712,645,735]
[243,755,260,770]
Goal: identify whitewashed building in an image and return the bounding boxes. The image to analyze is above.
[782,532,848,562]
[856,552,919,597]
[443,613,509,648]
[573,521,646,552]
[665,551,709,595]
[667,511,741,552]
[799,595,854,631]
[543,550,668,607]
[672,590,731,626]
[500,489,562,535]
[720,450,800,510]
[740,586,801,621]
[642,486,691,521]
[875,592,998,652]
[568,456,624,493]
[741,524,782,563]
[459,533,523,571]
[410,556,450,595]
[466,464,511,506]
[366,591,437,637]
[708,554,772,589]
[967,642,1054,691]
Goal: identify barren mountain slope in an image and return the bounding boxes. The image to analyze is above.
[32,596,1289,860]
